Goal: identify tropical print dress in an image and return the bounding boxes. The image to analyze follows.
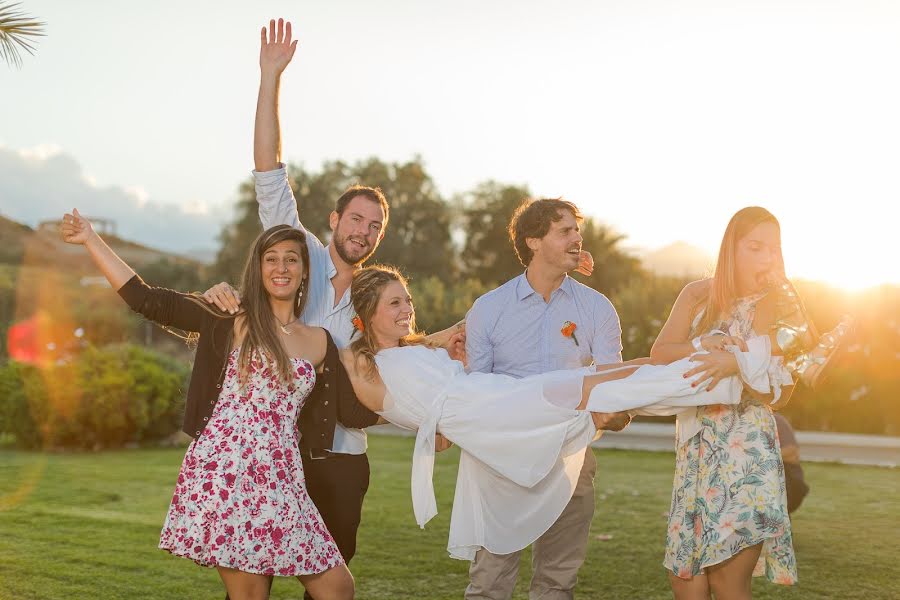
[664,292,797,584]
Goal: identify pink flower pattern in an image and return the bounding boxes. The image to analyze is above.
[158,349,343,576]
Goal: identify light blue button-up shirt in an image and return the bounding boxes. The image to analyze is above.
[466,272,623,378]
[254,164,365,454]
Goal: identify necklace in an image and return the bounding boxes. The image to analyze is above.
[275,315,300,335]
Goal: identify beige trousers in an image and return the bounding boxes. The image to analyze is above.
[464,449,597,600]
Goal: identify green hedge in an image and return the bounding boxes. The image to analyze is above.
[0,344,189,449]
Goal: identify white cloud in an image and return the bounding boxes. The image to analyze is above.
[17,144,63,161]
[124,185,151,208]
[0,146,228,254]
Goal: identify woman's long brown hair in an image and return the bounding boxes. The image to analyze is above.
[232,225,311,385]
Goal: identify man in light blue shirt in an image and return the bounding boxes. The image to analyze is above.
[464,198,628,600]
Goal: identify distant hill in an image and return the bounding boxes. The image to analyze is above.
[638,241,714,278]
[0,214,201,274]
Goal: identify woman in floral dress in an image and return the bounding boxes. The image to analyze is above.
[651,206,797,600]
[61,211,355,600]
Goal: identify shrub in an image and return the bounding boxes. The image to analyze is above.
[0,344,189,449]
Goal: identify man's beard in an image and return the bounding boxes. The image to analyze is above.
[333,232,377,266]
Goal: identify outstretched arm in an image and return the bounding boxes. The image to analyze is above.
[61,210,216,333]
[61,209,135,290]
[651,280,747,364]
[424,319,467,362]
[255,18,297,172]
[254,18,303,231]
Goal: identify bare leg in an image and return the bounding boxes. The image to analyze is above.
[578,366,642,409]
[706,543,763,600]
[298,563,355,600]
[594,356,657,372]
[669,571,711,600]
[217,567,273,600]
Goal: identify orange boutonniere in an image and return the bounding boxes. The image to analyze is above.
[561,321,579,346]
[352,315,364,332]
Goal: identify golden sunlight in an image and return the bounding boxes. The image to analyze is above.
[783,237,893,292]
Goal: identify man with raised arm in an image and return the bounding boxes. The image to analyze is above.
[205,19,397,599]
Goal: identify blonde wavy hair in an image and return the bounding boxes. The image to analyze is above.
[349,265,435,378]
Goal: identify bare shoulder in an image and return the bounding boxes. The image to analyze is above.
[682,278,712,301]
[298,324,328,347]
[231,315,248,349]
[338,347,357,370]
[339,347,368,376]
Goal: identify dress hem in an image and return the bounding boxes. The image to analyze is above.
[159,544,344,577]
[663,534,797,586]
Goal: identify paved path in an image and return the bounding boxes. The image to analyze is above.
[369,422,900,468]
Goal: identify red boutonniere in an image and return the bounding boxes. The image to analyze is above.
[561,321,579,346]
[352,315,364,332]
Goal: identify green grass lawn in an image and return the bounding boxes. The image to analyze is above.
[1,437,898,600]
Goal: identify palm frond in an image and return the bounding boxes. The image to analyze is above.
[0,1,45,68]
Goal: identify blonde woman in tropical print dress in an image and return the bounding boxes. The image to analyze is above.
[651,206,797,600]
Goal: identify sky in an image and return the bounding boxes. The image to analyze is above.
[2,0,898,289]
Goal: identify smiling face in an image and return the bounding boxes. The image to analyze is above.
[735,221,782,295]
[369,280,415,345]
[260,239,307,301]
[527,209,584,273]
[330,195,386,266]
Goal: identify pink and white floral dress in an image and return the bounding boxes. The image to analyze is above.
[159,348,343,576]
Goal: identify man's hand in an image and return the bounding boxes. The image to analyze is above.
[260,18,298,78]
[591,411,632,432]
[435,433,454,453]
[575,250,594,277]
[445,321,467,364]
[202,282,242,314]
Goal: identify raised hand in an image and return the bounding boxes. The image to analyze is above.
[60,208,95,245]
[260,18,298,77]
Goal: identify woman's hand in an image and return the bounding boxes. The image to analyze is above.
[575,250,594,277]
[683,351,739,391]
[260,18,298,78]
[699,333,747,353]
[60,209,95,245]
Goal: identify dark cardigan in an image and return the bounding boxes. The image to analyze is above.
[117,275,379,443]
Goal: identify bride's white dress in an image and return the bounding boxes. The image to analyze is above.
[374,338,775,560]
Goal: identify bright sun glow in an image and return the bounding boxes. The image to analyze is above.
[776,213,900,292]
